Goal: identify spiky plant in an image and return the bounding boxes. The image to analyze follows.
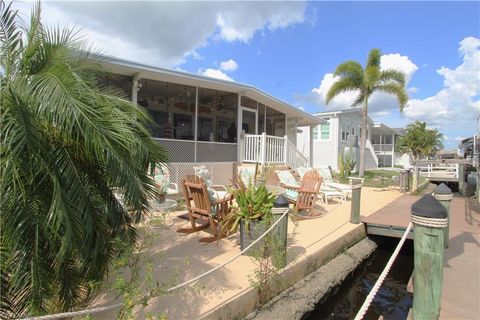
[0,2,167,316]
[326,48,408,177]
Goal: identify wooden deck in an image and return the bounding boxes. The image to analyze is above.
[363,195,480,319]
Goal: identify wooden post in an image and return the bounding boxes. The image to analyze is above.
[458,164,465,195]
[432,183,453,249]
[272,195,289,269]
[411,194,448,320]
[411,166,419,192]
[349,177,364,224]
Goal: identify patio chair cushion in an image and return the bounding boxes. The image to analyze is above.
[316,166,333,183]
[284,189,298,201]
[238,167,256,186]
[276,170,299,187]
[193,165,218,203]
[154,164,173,195]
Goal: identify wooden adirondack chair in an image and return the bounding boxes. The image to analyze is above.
[284,170,322,216]
[179,175,232,242]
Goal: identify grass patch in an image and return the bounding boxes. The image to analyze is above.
[333,169,427,189]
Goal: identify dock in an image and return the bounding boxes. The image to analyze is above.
[363,194,480,319]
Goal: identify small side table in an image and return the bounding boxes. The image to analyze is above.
[147,199,178,228]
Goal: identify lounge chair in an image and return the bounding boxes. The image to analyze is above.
[237,166,257,187]
[283,170,322,216]
[193,165,230,200]
[180,175,232,242]
[315,166,352,202]
[275,169,301,191]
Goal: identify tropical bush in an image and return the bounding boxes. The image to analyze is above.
[397,121,444,160]
[0,2,167,317]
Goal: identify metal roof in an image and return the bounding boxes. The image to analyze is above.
[101,56,321,127]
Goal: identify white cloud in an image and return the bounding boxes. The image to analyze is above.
[220,59,238,72]
[403,37,480,126]
[21,1,308,68]
[199,68,234,81]
[305,53,418,113]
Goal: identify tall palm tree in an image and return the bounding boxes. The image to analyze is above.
[397,121,443,160]
[326,48,408,177]
[0,2,167,317]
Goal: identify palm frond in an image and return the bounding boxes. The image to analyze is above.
[378,69,406,87]
[325,77,362,105]
[366,48,381,68]
[375,83,409,110]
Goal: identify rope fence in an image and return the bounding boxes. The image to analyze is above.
[353,222,413,320]
[18,208,290,320]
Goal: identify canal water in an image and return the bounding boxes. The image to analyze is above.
[304,237,414,320]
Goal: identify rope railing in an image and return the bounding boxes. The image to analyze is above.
[353,222,413,320]
[18,208,290,320]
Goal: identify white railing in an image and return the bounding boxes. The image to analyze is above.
[241,133,308,168]
[418,163,459,178]
[365,139,379,167]
[286,140,309,168]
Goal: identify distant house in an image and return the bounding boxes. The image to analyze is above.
[297,109,411,171]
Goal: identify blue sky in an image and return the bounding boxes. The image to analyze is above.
[15,1,480,149]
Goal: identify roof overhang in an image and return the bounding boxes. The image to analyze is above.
[372,123,397,135]
[101,57,321,127]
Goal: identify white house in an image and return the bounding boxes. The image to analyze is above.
[99,57,320,186]
[298,109,411,171]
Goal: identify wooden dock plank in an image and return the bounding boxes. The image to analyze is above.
[363,194,480,319]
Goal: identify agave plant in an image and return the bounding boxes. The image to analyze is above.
[0,2,167,317]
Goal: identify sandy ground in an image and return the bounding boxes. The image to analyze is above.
[90,187,403,319]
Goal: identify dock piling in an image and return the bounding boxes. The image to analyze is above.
[349,177,364,224]
[411,194,448,320]
[458,164,465,195]
[432,183,453,248]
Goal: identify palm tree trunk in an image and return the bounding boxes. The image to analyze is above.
[359,96,368,177]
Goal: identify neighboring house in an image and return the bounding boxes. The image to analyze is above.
[371,124,412,167]
[298,109,411,171]
[100,57,320,186]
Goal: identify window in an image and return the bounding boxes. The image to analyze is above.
[341,120,350,141]
[320,120,330,140]
[313,119,330,141]
[266,106,286,137]
[312,126,318,140]
[198,88,238,142]
[139,80,196,140]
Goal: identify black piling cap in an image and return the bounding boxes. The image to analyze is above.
[411,194,447,219]
[274,194,289,208]
[434,183,452,195]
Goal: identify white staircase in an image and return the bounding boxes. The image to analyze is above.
[240,133,309,169]
[365,139,379,168]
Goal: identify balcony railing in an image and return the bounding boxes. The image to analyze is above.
[240,133,309,168]
[372,144,394,152]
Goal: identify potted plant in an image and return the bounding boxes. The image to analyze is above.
[221,173,277,256]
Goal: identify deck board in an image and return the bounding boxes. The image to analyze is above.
[363,195,480,319]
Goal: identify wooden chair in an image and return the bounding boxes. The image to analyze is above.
[284,170,322,216]
[180,175,232,242]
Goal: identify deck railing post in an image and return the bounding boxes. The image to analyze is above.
[349,177,364,224]
[458,164,465,195]
[283,135,288,166]
[432,183,453,249]
[411,194,448,320]
[261,132,267,166]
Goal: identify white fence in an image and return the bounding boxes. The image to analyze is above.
[418,163,459,179]
[241,133,309,168]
